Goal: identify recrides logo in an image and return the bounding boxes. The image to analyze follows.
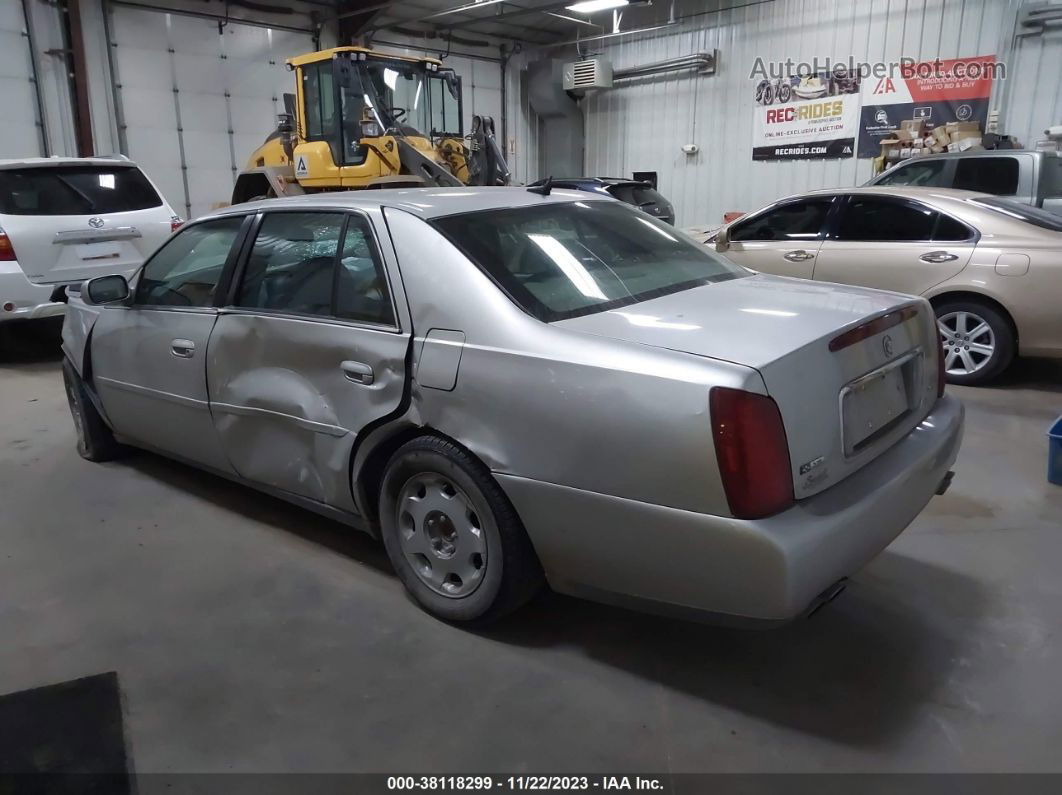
[765,100,844,124]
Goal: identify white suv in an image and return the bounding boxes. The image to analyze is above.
[0,156,180,325]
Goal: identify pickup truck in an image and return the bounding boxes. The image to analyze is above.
[867,150,1062,214]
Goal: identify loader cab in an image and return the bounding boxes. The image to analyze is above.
[294,49,464,170]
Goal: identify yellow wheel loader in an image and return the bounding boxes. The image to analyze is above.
[232,47,510,204]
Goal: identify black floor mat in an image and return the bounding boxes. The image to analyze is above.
[0,671,133,794]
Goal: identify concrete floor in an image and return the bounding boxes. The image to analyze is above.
[2,323,1061,773]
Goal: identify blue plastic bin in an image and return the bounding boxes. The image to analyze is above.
[1049,416,1062,486]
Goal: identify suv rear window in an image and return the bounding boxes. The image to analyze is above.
[0,166,162,216]
[431,201,744,322]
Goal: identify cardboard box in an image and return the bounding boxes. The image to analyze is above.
[895,128,915,142]
[901,119,927,136]
[950,131,982,147]
[945,121,981,135]
[931,144,946,153]
[931,126,950,145]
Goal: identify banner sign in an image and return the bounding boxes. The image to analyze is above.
[857,55,995,157]
[752,72,861,161]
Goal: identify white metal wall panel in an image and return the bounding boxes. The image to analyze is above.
[1002,9,1062,149]
[507,0,1023,227]
[0,2,43,157]
[109,4,313,218]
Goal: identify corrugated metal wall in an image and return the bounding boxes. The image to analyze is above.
[1000,3,1062,151]
[508,0,1046,228]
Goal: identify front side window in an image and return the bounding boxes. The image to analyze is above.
[954,158,1020,195]
[431,201,745,322]
[236,212,345,316]
[135,217,244,307]
[0,166,162,215]
[875,159,948,188]
[730,199,832,242]
[429,72,462,136]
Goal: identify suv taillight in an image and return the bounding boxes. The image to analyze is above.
[710,387,794,520]
[170,215,184,233]
[0,228,16,261]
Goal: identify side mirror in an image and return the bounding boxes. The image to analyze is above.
[84,274,130,305]
[714,226,730,252]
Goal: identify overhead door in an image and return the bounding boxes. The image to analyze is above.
[107,5,315,219]
[0,1,46,157]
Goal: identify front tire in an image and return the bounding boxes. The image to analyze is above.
[935,300,1016,386]
[378,435,543,624]
[62,358,124,461]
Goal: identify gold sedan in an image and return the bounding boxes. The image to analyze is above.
[713,186,1062,384]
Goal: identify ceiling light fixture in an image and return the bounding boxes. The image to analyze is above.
[566,0,629,14]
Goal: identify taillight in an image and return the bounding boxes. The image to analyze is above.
[710,387,795,520]
[0,228,16,261]
[937,342,946,398]
[170,215,184,233]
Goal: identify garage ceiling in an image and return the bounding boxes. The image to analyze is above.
[343,0,696,48]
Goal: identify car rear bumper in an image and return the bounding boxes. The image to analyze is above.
[497,394,964,624]
[0,261,66,322]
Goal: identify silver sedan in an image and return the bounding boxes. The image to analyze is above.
[61,188,963,625]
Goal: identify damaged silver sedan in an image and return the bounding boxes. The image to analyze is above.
[61,188,963,625]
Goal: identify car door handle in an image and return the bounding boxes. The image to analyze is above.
[171,339,196,358]
[783,249,815,261]
[920,250,959,263]
[341,360,374,385]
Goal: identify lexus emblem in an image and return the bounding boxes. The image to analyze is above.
[88,217,104,228]
[882,334,894,357]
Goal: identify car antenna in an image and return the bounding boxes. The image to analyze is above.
[527,176,552,196]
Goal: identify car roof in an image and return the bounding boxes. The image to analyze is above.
[790,185,992,205]
[213,186,612,221]
[0,156,138,171]
[528,177,650,188]
[883,149,1057,160]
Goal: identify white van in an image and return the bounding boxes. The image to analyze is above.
[0,156,180,324]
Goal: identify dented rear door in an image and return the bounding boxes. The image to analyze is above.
[206,209,410,512]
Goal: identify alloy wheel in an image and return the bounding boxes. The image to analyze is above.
[396,473,488,598]
[938,310,995,376]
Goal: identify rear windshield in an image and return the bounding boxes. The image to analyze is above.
[430,201,745,322]
[607,183,669,208]
[969,197,1062,232]
[0,166,162,216]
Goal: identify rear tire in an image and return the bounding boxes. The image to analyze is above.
[62,358,124,461]
[934,299,1015,386]
[378,435,543,625]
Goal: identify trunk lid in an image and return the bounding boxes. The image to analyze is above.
[0,161,175,285]
[555,274,940,499]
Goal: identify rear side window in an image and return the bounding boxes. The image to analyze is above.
[954,158,1019,195]
[235,211,395,325]
[136,217,243,307]
[837,198,972,242]
[875,159,949,187]
[237,212,345,316]
[0,166,162,215]
[730,199,832,242]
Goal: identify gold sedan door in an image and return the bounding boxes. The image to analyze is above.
[813,195,975,294]
[723,197,835,278]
